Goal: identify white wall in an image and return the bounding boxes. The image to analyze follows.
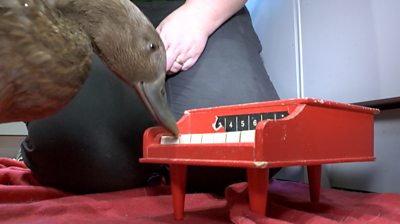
[301,0,400,103]
[0,122,27,135]
[247,0,400,193]
[0,123,26,158]
[247,0,400,103]
[0,136,25,158]
[246,0,299,99]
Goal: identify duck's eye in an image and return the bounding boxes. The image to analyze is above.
[149,43,157,50]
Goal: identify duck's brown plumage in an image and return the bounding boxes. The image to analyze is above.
[0,0,178,135]
[0,0,92,122]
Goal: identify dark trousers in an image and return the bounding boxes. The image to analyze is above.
[22,1,279,194]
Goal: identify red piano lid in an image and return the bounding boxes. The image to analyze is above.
[183,98,380,115]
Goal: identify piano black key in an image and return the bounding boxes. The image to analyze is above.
[249,114,262,130]
[262,112,275,120]
[275,111,289,119]
[238,115,249,131]
[225,115,237,132]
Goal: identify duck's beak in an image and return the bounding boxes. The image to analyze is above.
[135,76,179,136]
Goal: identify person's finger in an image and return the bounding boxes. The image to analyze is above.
[181,57,195,71]
[172,54,193,72]
[174,57,184,67]
[168,60,183,74]
[166,47,180,71]
[176,53,192,64]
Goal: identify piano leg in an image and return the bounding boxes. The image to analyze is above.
[170,164,188,220]
[307,164,322,203]
[246,168,269,216]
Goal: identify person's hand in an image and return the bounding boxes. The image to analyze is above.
[157,0,246,74]
[156,4,209,74]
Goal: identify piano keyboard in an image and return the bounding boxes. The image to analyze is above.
[161,111,289,145]
[161,130,256,144]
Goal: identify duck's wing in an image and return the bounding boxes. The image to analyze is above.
[0,0,92,122]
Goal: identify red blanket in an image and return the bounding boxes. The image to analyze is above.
[1,157,400,223]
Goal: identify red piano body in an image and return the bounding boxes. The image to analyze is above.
[140,98,379,220]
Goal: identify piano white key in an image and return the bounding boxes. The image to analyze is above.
[213,132,227,143]
[160,136,179,145]
[191,134,202,144]
[201,133,214,143]
[226,131,241,143]
[160,131,256,145]
[240,130,256,143]
[179,134,191,144]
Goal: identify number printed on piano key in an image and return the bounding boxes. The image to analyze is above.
[225,116,237,132]
[238,115,249,131]
[250,114,262,130]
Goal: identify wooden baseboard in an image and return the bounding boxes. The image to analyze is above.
[354,97,400,111]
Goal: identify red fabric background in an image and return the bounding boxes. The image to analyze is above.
[1,158,400,223]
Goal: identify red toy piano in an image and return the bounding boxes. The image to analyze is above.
[140,98,379,220]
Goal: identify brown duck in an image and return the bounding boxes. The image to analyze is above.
[0,0,178,135]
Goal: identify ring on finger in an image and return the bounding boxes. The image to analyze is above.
[175,57,184,66]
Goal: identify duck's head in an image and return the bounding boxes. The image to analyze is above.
[56,0,178,135]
